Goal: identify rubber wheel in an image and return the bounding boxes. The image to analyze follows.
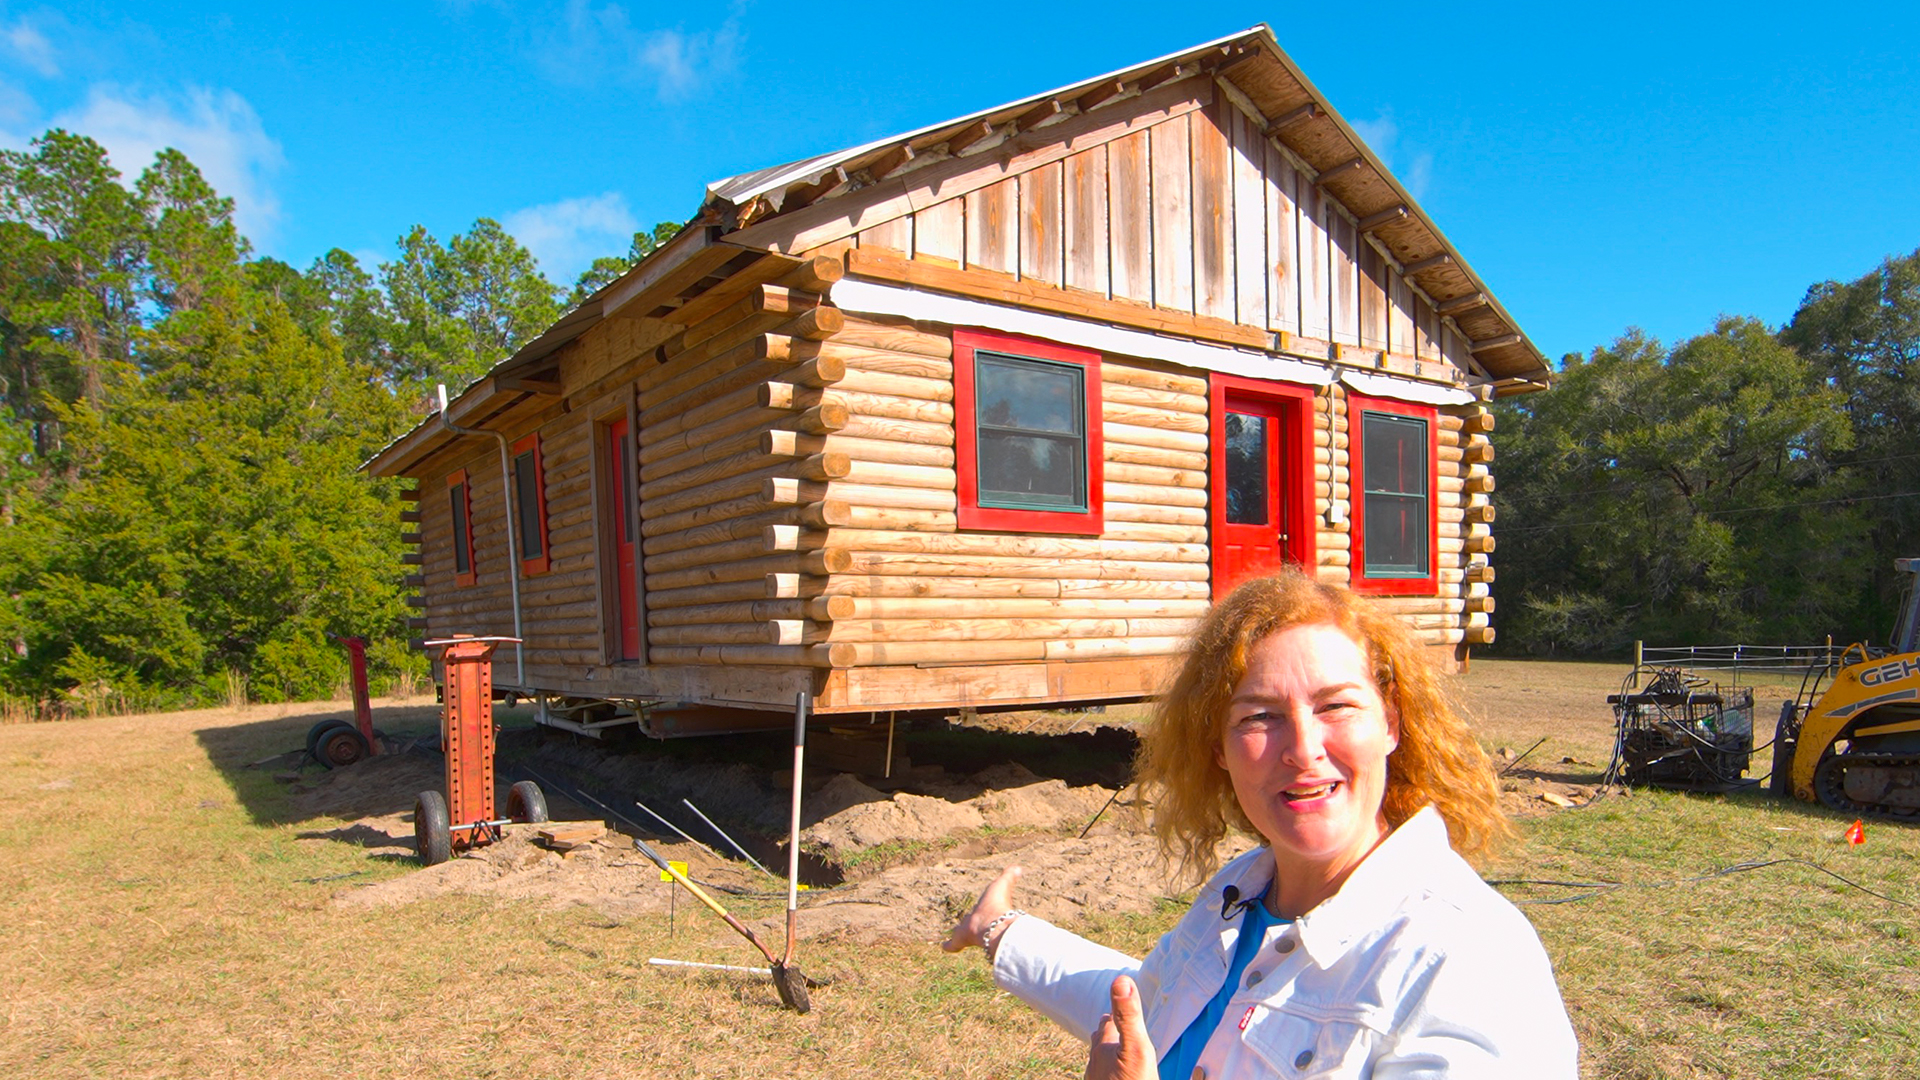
[1769,701,1799,799]
[414,790,451,865]
[314,724,370,769]
[506,780,549,824]
[306,719,354,757]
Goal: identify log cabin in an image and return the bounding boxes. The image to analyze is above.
[364,25,1548,741]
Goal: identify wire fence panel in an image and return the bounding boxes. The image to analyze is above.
[1636,642,1839,684]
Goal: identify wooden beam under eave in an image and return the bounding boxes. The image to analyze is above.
[1140,61,1197,92]
[1313,157,1366,187]
[1469,333,1525,353]
[1014,99,1065,134]
[946,120,996,156]
[1077,80,1128,112]
[1403,254,1452,276]
[1435,292,1488,316]
[1263,102,1317,138]
[868,143,915,181]
[497,376,562,396]
[1359,206,1408,233]
[602,228,734,323]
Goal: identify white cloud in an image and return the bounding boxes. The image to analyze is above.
[1351,112,1398,158]
[3,16,59,78]
[1350,110,1432,201]
[534,0,741,101]
[49,84,285,247]
[503,192,638,282]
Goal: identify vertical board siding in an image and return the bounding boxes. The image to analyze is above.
[1389,269,1416,358]
[1149,117,1194,312]
[1227,106,1269,329]
[915,198,965,265]
[1262,139,1299,335]
[1329,210,1359,346]
[1108,129,1153,303]
[1190,104,1235,321]
[1358,243,1388,349]
[965,177,1019,275]
[1413,292,1440,363]
[857,94,1457,384]
[1297,169,1331,339]
[1021,160,1064,288]
[1064,145,1111,296]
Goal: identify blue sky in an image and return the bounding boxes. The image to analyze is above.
[3,2,1916,362]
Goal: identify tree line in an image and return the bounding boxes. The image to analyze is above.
[2,127,1915,715]
[1492,254,1920,655]
[0,129,676,715]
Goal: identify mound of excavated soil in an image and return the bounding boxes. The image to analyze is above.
[274,712,1600,944]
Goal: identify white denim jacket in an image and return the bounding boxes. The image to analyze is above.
[992,808,1578,1078]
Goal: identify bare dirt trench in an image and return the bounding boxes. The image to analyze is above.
[277,691,1604,947]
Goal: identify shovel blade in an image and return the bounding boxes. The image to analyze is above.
[772,962,811,1014]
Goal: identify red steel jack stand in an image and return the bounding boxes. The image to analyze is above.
[305,634,381,769]
[412,636,548,866]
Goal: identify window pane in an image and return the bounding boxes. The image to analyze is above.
[973,351,1088,513]
[450,484,470,575]
[1363,493,1426,574]
[1363,413,1426,497]
[978,431,1082,507]
[514,451,542,560]
[1223,411,1269,525]
[977,354,1081,436]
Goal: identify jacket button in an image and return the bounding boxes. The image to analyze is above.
[1275,938,1295,954]
[1245,969,1264,988]
[1295,1049,1314,1069]
[1191,1068,1206,1080]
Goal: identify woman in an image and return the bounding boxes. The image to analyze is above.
[945,572,1576,1078]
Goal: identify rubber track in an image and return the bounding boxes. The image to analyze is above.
[1813,752,1920,822]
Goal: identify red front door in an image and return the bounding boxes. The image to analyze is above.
[1209,376,1314,598]
[606,416,640,661]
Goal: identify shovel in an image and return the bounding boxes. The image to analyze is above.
[630,832,811,1013]
[774,691,812,1012]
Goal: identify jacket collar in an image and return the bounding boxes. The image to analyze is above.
[1292,805,1448,968]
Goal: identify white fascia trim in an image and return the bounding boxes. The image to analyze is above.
[1339,369,1476,407]
[830,279,1333,387]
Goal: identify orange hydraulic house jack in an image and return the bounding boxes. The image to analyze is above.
[413,636,548,865]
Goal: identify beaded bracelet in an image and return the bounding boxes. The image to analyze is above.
[982,908,1026,962]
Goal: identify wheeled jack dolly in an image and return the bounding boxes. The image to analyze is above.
[414,636,547,865]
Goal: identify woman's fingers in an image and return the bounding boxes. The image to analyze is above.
[1085,976,1154,1080]
[940,865,1024,952]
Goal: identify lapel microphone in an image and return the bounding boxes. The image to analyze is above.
[1219,885,1261,920]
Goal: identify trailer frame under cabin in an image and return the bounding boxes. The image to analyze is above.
[365,25,1547,743]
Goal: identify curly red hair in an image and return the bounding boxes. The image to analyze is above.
[1137,570,1511,880]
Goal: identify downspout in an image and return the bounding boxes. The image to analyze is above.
[436,384,526,686]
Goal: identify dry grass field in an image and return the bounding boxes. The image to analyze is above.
[2,659,1915,1079]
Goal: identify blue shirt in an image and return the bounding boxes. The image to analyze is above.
[1157,890,1290,1080]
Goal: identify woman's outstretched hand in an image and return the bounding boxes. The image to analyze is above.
[941,865,1023,952]
[1086,975,1156,1080]
[1082,972,1152,1068]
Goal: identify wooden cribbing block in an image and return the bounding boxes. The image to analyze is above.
[536,822,608,851]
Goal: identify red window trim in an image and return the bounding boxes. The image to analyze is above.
[1347,392,1439,596]
[511,432,551,577]
[447,468,477,588]
[953,327,1104,535]
[1207,374,1317,596]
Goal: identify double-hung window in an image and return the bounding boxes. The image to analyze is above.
[953,328,1103,534]
[447,468,477,587]
[1350,393,1438,594]
[511,432,550,577]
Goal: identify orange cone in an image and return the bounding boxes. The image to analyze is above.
[1845,819,1866,846]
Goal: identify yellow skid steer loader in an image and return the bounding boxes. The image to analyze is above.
[1773,558,1920,819]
